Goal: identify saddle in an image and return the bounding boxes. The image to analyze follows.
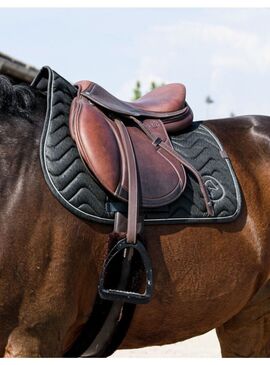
[69,80,214,304]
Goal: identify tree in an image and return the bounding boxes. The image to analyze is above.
[132,81,142,100]
[205,95,214,119]
[132,80,165,100]
[205,96,214,104]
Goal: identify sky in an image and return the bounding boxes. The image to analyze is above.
[0,8,270,120]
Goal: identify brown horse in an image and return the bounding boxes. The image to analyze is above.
[1,75,270,357]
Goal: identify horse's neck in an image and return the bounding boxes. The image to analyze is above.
[0,96,46,214]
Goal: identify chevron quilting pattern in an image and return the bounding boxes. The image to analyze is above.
[42,72,110,221]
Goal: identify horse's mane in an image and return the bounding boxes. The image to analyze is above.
[0,75,37,117]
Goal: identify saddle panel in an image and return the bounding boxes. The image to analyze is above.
[69,96,187,207]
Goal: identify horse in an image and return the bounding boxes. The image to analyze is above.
[0,74,270,358]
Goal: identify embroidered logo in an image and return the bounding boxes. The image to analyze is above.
[204,176,225,202]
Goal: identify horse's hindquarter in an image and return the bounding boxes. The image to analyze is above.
[121,116,270,349]
[205,115,270,284]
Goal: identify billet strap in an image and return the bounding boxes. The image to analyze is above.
[114,119,139,244]
[129,116,214,217]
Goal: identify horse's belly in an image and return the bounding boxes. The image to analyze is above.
[121,218,264,348]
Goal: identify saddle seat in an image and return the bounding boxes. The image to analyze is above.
[77,80,191,133]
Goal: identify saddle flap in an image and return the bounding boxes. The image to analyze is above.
[126,122,186,207]
[69,96,122,194]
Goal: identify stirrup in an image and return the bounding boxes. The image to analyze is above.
[98,238,153,304]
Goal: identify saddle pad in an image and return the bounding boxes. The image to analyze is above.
[34,67,241,225]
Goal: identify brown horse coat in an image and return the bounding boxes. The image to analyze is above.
[1,90,270,357]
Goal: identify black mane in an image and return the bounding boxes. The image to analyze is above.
[0,75,37,117]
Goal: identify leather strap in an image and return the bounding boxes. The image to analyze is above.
[114,119,139,244]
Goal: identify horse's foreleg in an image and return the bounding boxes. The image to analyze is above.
[216,281,270,357]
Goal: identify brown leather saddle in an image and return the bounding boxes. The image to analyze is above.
[69,80,214,304]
